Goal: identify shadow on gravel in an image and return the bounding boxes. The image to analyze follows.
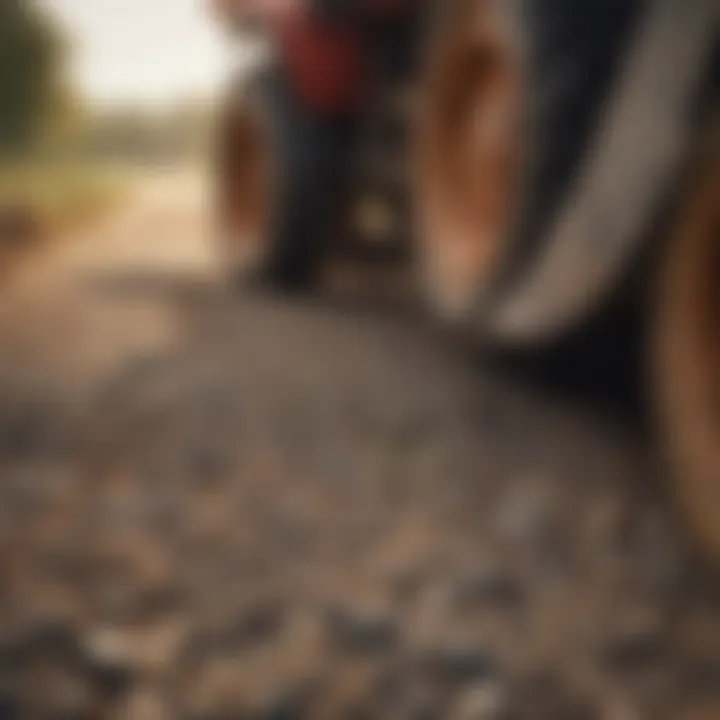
[82,265,645,432]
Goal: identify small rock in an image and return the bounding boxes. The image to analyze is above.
[0,617,80,669]
[187,443,229,484]
[117,686,170,720]
[601,694,641,720]
[81,635,135,699]
[395,697,443,720]
[495,478,560,550]
[423,644,500,685]
[0,401,60,458]
[83,627,138,670]
[600,610,669,673]
[375,671,443,720]
[627,507,685,596]
[312,668,376,720]
[83,620,186,682]
[672,699,720,720]
[510,675,600,720]
[250,682,316,720]
[682,653,720,693]
[325,607,399,656]
[36,667,95,719]
[447,564,525,611]
[452,683,507,720]
[603,631,668,672]
[230,600,286,646]
[183,601,285,661]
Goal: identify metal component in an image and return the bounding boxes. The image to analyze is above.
[418,0,522,319]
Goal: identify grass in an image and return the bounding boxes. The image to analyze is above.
[0,158,129,237]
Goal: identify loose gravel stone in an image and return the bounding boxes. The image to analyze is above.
[248,682,317,720]
[446,564,526,611]
[1,180,719,718]
[452,683,508,720]
[325,606,400,656]
[600,609,669,674]
[423,644,500,685]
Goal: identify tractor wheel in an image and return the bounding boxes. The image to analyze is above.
[416,0,522,320]
[654,121,720,566]
[215,78,273,286]
[416,0,710,344]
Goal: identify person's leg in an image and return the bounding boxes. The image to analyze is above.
[261,68,358,291]
[284,113,358,285]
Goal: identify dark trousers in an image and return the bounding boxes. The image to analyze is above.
[258,66,359,288]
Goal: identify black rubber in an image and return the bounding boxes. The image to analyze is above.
[484,0,717,344]
[498,0,646,289]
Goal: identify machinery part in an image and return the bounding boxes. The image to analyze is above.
[654,121,720,566]
[489,0,718,344]
[417,0,716,344]
[215,75,273,285]
[417,0,522,319]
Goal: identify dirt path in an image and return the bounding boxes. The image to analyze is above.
[0,173,718,720]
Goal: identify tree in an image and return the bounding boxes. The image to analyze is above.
[0,0,67,155]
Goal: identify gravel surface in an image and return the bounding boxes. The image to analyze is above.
[0,175,718,720]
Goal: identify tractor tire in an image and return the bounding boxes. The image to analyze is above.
[417,0,644,322]
[416,0,524,319]
[416,0,715,343]
[215,73,274,287]
[654,121,720,566]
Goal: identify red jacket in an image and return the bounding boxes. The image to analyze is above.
[214,0,410,114]
[259,1,410,115]
[274,10,363,115]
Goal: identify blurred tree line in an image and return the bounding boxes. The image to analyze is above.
[78,102,215,165]
[0,0,213,236]
[0,0,70,157]
[0,0,213,165]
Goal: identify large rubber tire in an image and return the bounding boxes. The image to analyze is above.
[654,121,720,566]
[417,0,644,323]
[215,73,274,285]
[416,0,523,318]
[417,0,718,349]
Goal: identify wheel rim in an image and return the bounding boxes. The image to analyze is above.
[216,92,272,278]
[418,0,522,319]
[656,130,720,564]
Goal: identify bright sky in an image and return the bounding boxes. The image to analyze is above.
[41,0,236,107]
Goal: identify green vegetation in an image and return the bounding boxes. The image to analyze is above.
[0,0,213,239]
[0,160,128,234]
[0,0,117,236]
[0,0,69,156]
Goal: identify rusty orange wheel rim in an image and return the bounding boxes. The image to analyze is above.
[216,91,273,279]
[418,0,522,319]
[656,127,720,565]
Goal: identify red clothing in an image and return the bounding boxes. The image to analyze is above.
[216,0,412,115]
[274,12,364,115]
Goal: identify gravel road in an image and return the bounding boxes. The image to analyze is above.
[0,173,718,720]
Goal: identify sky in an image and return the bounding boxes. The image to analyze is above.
[41,0,236,107]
